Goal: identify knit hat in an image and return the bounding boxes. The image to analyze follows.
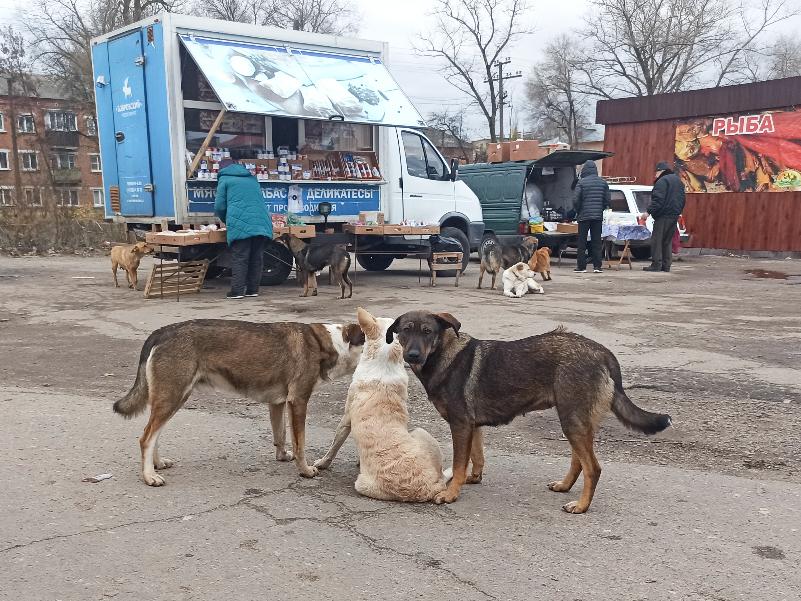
[655,161,671,172]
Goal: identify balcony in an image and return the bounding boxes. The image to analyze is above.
[45,130,80,148]
[51,168,82,184]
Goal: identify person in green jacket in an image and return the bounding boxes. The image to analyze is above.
[214,160,273,299]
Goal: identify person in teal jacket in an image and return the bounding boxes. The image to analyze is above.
[214,160,272,299]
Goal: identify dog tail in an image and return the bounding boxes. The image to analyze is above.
[113,333,158,418]
[607,356,672,435]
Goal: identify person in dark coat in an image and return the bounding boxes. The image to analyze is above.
[641,161,686,272]
[572,160,610,273]
[214,160,273,298]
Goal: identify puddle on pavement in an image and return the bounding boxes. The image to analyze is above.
[745,269,791,279]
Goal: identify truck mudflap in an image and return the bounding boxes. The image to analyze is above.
[468,221,485,249]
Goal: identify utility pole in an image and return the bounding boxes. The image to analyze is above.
[487,58,521,142]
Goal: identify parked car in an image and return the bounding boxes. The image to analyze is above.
[607,184,689,260]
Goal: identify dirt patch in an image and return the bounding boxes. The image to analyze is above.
[745,269,791,279]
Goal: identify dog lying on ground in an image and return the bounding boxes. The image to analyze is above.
[502,262,544,298]
[528,247,552,281]
[279,233,353,299]
[113,319,365,486]
[314,308,447,502]
[477,235,539,289]
[386,311,672,512]
[111,242,152,290]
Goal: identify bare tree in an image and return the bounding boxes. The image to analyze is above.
[525,35,588,148]
[428,110,473,161]
[416,0,530,142]
[193,0,359,34]
[25,0,185,104]
[766,35,801,78]
[580,0,797,98]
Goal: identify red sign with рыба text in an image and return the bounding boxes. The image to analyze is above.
[711,114,775,136]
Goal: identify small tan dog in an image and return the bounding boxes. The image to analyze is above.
[111,242,152,290]
[502,262,544,298]
[528,247,552,281]
[315,307,448,502]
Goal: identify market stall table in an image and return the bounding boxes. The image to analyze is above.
[343,224,440,283]
[601,224,651,270]
[533,231,579,265]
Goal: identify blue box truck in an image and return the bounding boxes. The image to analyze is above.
[91,13,485,283]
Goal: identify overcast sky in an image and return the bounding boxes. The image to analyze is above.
[2,0,797,139]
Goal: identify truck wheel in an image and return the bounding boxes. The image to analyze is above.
[435,227,470,277]
[356,254,394,271]
[631,246,651,261]
[261,240,294,285]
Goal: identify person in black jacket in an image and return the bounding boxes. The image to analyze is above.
[641,161,686,272]
[573,160,610,273]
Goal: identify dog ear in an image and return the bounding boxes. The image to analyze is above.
[385,316,403,344]
[342,323,366,347]
[356,307,380,340]
[434,312,461,337]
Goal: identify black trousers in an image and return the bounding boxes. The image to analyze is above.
[650,217,678,271]
[577,219,602,270]
[230,236,265,294]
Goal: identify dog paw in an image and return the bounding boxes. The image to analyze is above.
[298,465,319,478]
[143,473,165,486]
[312,458,331,470]
[154,457,174,470]
[275,450,294,462]
[548,480,571,492]
[433,490,458,504]
[561,501,588,514]
[466,472,483,484]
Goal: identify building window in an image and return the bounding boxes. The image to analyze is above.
[24,187,43,207]
[20,151,38,171]
[51,151,78,170]
[45,111,78,132]
[17,114,35,133]
[0,187,14,206]
[0,113,5,132]
[56,188,80,207]
[89,154,102,172]
[92,188,105,208]
[0,150,9,170]
[85,116,97,136]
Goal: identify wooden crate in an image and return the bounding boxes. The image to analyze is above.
[143,260,209,299]
[556,223,579,234]
[383,225,412,235]
[408,225,440,235]
[273,225,315,238]
[206,229,227,243]
[344,224,383,235]
[146,231,210,246]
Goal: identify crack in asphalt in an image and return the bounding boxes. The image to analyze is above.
[1,478,497,599]
[240,483,499,600]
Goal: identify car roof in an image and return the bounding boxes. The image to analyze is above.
[608,184,653,191]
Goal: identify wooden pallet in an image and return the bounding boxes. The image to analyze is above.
[143,260,209,299]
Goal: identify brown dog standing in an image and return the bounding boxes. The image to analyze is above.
[528,247,552,281]
[111,242,152,290]
[386,311,671,512]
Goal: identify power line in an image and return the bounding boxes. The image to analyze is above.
[484,57,522,141]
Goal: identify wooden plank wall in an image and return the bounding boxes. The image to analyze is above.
[603,121,801,251]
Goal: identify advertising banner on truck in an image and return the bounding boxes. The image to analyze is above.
[179,34,425,127]
[674,108,801,193]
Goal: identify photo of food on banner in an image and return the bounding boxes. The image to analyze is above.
[674,110,801,193]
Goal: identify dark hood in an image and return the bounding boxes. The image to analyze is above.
[580,160,598,178]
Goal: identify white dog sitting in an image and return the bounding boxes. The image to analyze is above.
[314,307,448,502]
[502,262,545,298]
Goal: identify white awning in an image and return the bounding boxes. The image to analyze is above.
[179,34,425,127]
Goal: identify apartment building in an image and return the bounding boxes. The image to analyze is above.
[0,77,103,214]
